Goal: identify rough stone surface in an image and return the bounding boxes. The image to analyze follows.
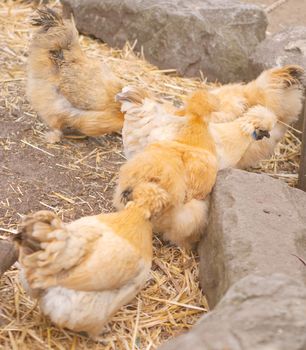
[242,0,306,35]
[199,168,306,308]
[158,274,306,350]
[0,240,18,276]
[250,26,306,78]
[61,0,267,83]
[250,26,306,130]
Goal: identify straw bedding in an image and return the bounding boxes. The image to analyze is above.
[0,0,301,349]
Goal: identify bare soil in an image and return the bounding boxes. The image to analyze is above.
[0,81,124,232]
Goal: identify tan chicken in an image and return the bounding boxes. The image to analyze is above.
[119,86,278,171]
[209,106,277,169]
[27,8,124,143]
[121,65,304,169]
[15,183,169,338]
[115,87,277,247]
[212,64,304,168]
[114,88,219,248]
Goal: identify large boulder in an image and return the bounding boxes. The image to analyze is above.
[159,274,306,350]
[160,169,306,350]
[61,0,267,83]
[199,168,306,308]
[250,26,306,78]
[250,26,306,130]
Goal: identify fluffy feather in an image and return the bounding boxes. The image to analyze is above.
[114,89,218,248]
[27,7,124,143]
[209,106,277,169]
[15,186,169,338]
[120,65,304,169]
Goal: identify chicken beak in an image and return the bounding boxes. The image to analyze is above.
[254,130,270,140]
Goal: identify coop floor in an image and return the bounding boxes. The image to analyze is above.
[0,0,301,349]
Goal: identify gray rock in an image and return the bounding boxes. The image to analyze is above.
[250,26,306,78]
[158,274,306,350]
[160,170,306,349]
[250,27,306,130]
[0,240,18,276]
[199,168,306,308]
[61,0,267,83]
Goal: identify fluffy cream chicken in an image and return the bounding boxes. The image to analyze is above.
[209,106,277,169]
[213,65,304,168]
[119,87,277,171]
[115,87,277,247]
[121,65,304,169]
[15,183,169,338]
[27,8,124,143]
[114,88,219,248]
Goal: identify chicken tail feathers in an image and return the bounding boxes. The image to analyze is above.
[184,89,219,121]
[124,183,170,218]
[243,64,304,125]
[115,86,152,105]
[269,65,304,87]
[15,211,87,290]
[252,64,304,92]
[29,7,78,51]
[67,109,124,136]
[15,211,61,256]
[31,7,63,31]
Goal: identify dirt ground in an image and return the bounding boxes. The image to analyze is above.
[1,80,123,229]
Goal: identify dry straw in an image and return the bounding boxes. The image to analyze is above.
[0,0,301,349]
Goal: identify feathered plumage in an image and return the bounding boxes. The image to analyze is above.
[114,89,218,248]
[15,184,169,337]
[27,7,124,143]
[120,65,304,169]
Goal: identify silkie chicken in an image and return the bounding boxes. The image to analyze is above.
[121,65,304,169]
[15,183,169,338]
[114,89,219,248]
[119,86,278,171]
[115,87,277,248]
[27,7,124,143]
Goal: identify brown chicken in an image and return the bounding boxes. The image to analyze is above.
[27,8,124,143]
[121,65,304,169]
[114,88,218,248]
[15,184,169,338]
